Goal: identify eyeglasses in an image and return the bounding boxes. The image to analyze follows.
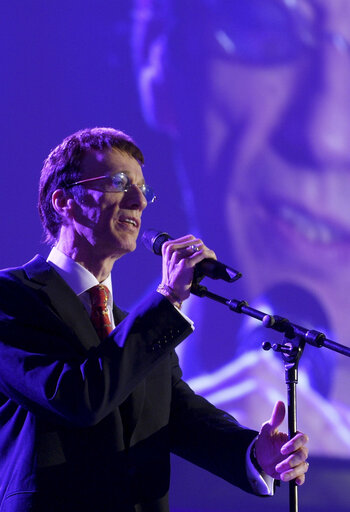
[65,172,156,203]
[205,0,350,66]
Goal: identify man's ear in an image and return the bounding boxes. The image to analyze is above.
[132,13,178,135]
[52,189,74,219]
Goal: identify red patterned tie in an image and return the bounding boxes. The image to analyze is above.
[88,285,113,340]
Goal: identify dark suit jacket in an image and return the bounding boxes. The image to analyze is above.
[0,255,258,512]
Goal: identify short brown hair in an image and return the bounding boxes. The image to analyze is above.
[38,127,144,245]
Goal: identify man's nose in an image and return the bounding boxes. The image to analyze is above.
[273,43,350,169]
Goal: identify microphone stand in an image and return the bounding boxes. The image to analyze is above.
[190,281,350,512]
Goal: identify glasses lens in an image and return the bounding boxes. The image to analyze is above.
[141,185,156,203]
[111,172,129,191]
[210,0,307,65]
[111,173,156,203]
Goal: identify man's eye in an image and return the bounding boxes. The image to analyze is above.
[211,0,307,64]
[111,173,129,190]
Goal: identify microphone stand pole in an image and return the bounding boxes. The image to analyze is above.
[190,282,350,512]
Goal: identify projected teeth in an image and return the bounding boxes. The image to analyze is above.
[278,204,342,244]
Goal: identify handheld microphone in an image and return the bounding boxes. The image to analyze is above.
[141,229,242,283]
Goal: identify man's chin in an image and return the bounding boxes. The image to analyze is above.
[114,238,138,257]
[97,236,137,261]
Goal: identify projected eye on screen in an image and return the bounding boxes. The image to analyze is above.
[134,0,350,458]
[2,1,350,511]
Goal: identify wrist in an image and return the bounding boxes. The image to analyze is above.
[156,284,183,309]
[250,442,263,474]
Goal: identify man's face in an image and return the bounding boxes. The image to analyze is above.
[137,0,350,344]
[211,0,350,343]
[69,148,147,260]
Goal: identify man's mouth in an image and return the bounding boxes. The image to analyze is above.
[119,216,139,229]
[265,198,350,246]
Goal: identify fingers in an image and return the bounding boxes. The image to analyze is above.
[275,432,309,485]
[268,401,286,432]
[295,472,307,486]
[159,235,216,303]
[161,235,199,256]
[162,235,216,264]
[256,403,309,486]
[275,444,308,472]
[260,401,285,437]
[162,235,202,256]
[277,460,309,484]
[281,431,309,456]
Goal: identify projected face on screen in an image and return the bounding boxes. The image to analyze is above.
[134,0,350,456]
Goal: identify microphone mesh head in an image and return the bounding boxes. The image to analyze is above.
[141,230,171,255]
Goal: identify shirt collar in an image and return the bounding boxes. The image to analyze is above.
[47,246,113,299]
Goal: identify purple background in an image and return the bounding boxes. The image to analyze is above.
[1,1,350,510]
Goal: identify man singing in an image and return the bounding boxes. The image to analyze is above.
[0,127,308,511]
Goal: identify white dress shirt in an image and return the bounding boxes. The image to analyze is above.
[47,246,115,328]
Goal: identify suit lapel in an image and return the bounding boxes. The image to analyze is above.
[112,304,145,445]
[24,255,146,443]
[23,255,101,351]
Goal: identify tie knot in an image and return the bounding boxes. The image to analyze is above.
[88,285,110,308]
